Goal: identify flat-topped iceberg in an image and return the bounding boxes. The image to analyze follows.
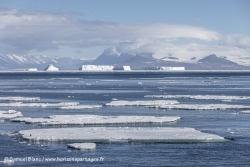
[79,65,114,71]
[145,95,250,100]
[58,105,102,110]
[19,127,225,142]
[0,102,79,107]
[105,100,179,107]
[0,110,23,118]
[12,115,180,125]
[158,104,250,110]
[68,143,96,150]
[0,97,40,101]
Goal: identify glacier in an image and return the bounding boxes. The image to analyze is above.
[19,127,225,142]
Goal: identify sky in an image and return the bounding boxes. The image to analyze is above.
[0,0,250,64]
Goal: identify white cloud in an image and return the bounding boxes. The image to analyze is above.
[0,8,219,54]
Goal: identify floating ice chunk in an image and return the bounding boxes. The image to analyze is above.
[145,95,250,100]
[105,100,179,107]
[68,143,96,150]
[159,104,250,110]
[58,105,102,110]
[238,110,250,114]
[0,110,23,118]
[0,96,40,101]
[0,159,14,165]
[44,64,59,71]
[12,115,180,125]
[0,102,79,107]
[19,127,225,142]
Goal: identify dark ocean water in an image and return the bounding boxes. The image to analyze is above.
[0,72,250,166]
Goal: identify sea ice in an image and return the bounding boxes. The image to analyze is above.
[68,143,96,150]
[0,110,23,118]
[0,96,40,101]
[0,102,79,107]
[12,115,180,125]
[145,95,250,100]
[19,127,225,142]
[105,100,179,107]
[238,110,250,114]
[58,105,102,110]
[159,104,250,110]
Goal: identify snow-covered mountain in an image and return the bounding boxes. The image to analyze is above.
[0,54,87,70]
[0,53,249,70]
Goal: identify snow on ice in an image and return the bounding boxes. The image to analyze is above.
[12,115,180,125]
[19,127,225,142]
[68,143,96,150]
[105,100,179,107]
[0,110,23,118]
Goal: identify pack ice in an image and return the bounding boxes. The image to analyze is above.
[145,95,250,100]
[0,110,23,118]
[58,105,102,110]
[158,104,250,110]
[19,127,225,142]
[105,100,179,106]
[0,97,40,101]
[0,102,79,107]
[12,115,180,125]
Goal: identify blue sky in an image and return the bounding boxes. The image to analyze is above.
[0,0,249,64]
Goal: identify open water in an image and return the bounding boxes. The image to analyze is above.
[0,71,250,166]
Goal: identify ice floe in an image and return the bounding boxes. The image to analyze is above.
[238,110,250,114]
[68,143,96,150]
[145,95,250,100]
[12,115,180,125]
[19,127,225,142]
[0,96,40,101]
[0,102,79,107]
[58,105,102,110]
[0,110,23,118]
[158,104,250,110]
[105,100,179,107]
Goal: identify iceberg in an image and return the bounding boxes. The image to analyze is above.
[159,104,250,110]
[19,127,225,142]
[44,64,59,71]
[105,100,179,107]
[0,110,23,118]
[79,65,114,71]
[145,95,250,100]
[58,105,102,110]
[0,102,79,107]
[0,96,40,101]
[68,143,96,150]
[12,115,180,125]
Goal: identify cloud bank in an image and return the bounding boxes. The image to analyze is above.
[0,8,249,65]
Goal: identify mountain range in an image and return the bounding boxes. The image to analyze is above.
[0,53,249,70]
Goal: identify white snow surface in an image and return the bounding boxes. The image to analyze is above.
[158,104,250,110]
[0,97,40,101]
[19,127,225,142]
[145,95,250,100]
[105,100,179,106]
[79,65,114,71]
[68,143,96,150]
[58,105,102,110]
[44,64,59,71]
[12,115,180,125]
[0,110,23,118]
[0,102,79,107]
